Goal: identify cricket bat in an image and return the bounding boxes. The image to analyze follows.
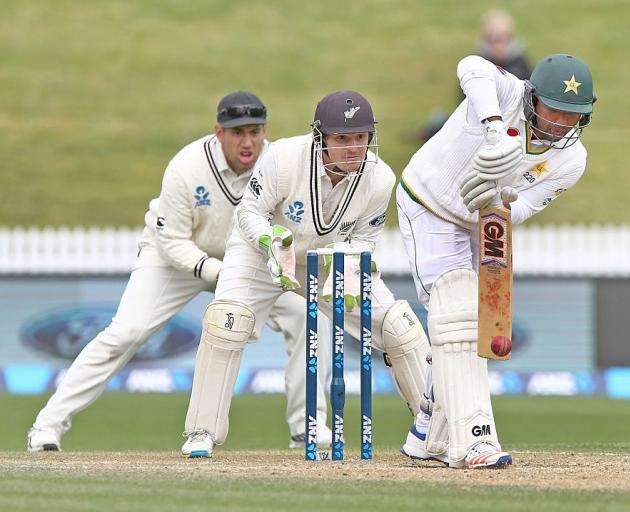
[477,198,512,360]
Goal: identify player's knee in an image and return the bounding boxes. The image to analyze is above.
[380,300,429,358]
[202,300,256,349]
[98,321,148,354]
[428,268,477,346]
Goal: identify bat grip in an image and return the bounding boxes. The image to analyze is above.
[489,191,503,208]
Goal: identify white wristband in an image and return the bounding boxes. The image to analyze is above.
[199,257,223,287]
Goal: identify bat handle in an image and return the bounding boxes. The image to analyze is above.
[489,191,503,208]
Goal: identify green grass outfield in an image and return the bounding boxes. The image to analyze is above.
[2,393,630,452]
[1,393,629,511]
[1,0,629,227]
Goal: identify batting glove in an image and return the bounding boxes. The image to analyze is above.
[473,120,522,181]
[500,186,519,206]
[459,171,497,212]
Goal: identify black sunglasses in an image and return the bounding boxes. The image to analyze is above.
[218,105,267,119]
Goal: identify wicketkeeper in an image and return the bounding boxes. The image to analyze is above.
[181,90,432,458]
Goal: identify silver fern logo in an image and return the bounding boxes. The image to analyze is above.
[344,106,361,121]
[338,220,356,234]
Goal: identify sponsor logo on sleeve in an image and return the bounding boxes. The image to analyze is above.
[542,189,566,207]
[156,216,165,232]
[249,177,262,198]
[369,212,386,227]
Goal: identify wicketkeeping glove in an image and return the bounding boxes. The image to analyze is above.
[473,120,522,181]
[321,243,378,312]
[259,225,300,291]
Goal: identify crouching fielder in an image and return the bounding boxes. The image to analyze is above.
[397,54,595,468]
[28,91,330,453]
[182,90,431,458]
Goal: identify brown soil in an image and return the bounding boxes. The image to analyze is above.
[2,450,629,491]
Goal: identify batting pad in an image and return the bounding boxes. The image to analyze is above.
[420,356,449,458]
[381,300,430,415]
[184,301,255,444]
[428,269,499,464]
[425,399,449,457]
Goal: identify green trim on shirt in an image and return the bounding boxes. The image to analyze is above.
[525,123,552,156]
[399,177,451,223]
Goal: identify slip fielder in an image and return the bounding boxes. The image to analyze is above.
[28,91,331,453]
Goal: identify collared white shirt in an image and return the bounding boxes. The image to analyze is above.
[318,166,351,224]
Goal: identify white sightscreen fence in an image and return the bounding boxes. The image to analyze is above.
[1,225,630,276]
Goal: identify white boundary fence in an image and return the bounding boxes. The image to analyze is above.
[1,225,630,277]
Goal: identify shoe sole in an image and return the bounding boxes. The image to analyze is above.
[400,448,449,466]
[27,444,60,453]
[469,454,513,469]
[188,450,211,458]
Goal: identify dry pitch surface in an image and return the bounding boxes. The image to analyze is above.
[2,451,629,491]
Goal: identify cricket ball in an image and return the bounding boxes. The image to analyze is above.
[491,336,512,357]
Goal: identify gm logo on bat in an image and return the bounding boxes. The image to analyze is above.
[480,212,508,268]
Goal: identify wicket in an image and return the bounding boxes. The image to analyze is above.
[305,248,372,461]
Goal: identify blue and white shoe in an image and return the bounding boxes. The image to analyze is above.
[181,430,214,458]
[400,424,449,465]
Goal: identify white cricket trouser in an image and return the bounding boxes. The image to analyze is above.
[185,242,430,442]
[397,184,502,460]
[33,246,327,437]
[396,185,478,308]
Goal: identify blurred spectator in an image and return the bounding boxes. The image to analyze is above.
[417,9,532,145]
[476,9,532,80]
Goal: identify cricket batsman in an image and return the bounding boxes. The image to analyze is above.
[28,91,332,453]
[181,90,432,458]
[397,54,595,468]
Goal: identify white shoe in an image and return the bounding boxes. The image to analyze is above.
[400,425,448,465]
[181,430,214,458]
[462,442,512,469]
[27,427,61,453]
[289,424,333,449]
